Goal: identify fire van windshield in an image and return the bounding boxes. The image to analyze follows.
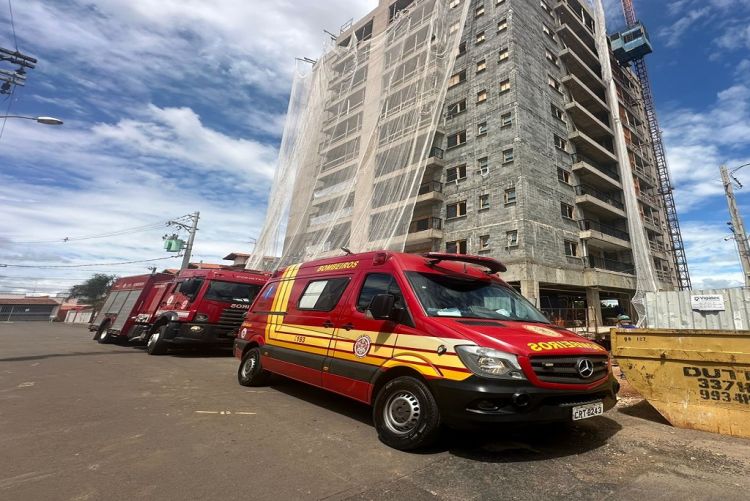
[405,272,550,323]
[204,281,262,304]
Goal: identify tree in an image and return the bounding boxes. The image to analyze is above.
[68,274,117,311]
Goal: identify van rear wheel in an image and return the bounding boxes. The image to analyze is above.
[238,347,271,387]
[373,376,441,451]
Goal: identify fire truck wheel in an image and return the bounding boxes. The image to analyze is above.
[93,322,109,341]
[373,376,441,451]
[238,347,271,387]
[146,325,169,355]
[97,330,111,344]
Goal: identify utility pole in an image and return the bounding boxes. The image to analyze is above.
[0,47,36,94]
[721,165,750,287]
[180,212,200,270]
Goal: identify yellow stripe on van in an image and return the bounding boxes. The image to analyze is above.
[266,264,301,343]
[271,338,329,357]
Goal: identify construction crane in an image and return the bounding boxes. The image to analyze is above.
[609,0,691,290]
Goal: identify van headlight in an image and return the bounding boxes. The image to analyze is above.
[456,346,525,380]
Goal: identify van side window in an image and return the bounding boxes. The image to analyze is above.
[357,273,405,311]
[298,278,350,311]
[251,282,278,312]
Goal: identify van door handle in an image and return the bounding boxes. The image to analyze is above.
[342,323,354,331]
[323,320,334,328]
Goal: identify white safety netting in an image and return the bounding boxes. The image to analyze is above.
[247,0,470,270]
[593,0,658,326]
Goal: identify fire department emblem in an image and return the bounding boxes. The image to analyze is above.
[353,335,372,358]
[523,325,564,338]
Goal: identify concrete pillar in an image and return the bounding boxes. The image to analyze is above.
[520,279,540,308]
[586,288,603,331]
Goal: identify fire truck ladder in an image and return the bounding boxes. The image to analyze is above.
[620,0,691,290]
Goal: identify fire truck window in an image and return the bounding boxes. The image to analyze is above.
[205,280,262,303]
[178,278,204,296]
[298,278,350,311]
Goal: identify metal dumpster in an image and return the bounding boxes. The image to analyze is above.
[612,328,750,439]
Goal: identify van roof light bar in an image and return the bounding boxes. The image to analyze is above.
[422,252,507,274]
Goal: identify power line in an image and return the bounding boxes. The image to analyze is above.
[7,0,18,51]
[7,217,187,244]
[0,255,182,269]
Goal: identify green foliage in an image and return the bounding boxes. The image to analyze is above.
[69,274,117,310]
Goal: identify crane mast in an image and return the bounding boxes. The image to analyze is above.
[617,0,692,290]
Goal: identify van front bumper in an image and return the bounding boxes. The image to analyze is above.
[428,375,618,427]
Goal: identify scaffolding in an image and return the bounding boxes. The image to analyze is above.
[592,0,657,325]
[248,0,470,269]
[616,0,691,290]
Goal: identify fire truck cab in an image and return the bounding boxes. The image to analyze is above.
[234,251,618,450]
[141,268,269,355]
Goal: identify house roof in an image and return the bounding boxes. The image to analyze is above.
[223,252,251,260]
[0,298,60,306]
[162,263,227,274]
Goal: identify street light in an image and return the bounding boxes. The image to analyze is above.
[0,115,63,125]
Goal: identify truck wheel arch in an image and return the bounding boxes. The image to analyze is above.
[150,313,179,333]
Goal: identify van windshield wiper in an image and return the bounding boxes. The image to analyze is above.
[502,319,552,325]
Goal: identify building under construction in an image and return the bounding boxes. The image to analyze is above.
[249,0,685,329]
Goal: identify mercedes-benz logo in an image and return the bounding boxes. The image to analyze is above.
[577,358,594,378]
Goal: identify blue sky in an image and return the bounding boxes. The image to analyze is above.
[0,0,748,295]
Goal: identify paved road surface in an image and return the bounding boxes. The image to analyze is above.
[1,323,749,500]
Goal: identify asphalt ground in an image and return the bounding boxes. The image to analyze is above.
[1,322,749,501]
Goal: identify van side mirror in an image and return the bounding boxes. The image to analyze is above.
[368,294,396,320]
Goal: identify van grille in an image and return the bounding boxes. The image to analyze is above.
[530,355,608,384]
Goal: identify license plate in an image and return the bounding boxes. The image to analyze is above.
[572,401,604,421]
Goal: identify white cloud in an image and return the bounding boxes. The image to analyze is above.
[0,0,380,294]
[715,22,750,50]
[680,222,746,289]
[659,0,750,52]
[92,104,278,184]
[658,7,710,47]
[2,0,377,104]
[662,83,750,211]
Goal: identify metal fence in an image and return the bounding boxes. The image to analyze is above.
[64,309,95,324]
[0,304,56,321]
[644,288,750,330]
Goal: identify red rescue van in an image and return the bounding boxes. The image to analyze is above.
[234,251,618,450]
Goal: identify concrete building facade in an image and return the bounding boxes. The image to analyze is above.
[281,0,678,329]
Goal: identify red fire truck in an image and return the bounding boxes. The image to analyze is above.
[89,273,173,343]
[91,268,268,354]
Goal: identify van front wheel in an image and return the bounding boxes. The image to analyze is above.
[238,347,271,387]
[373,376,441,451]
